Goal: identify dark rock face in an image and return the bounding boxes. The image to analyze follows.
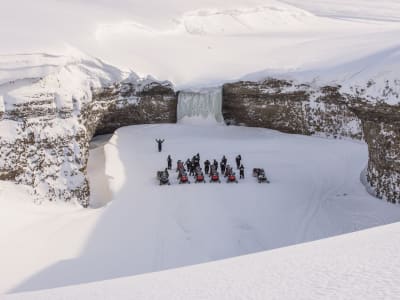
[223,79,362,139]
[0,79,177,206]
[222,79,399,203]
[91,81,177,136]
[350,101,400,203]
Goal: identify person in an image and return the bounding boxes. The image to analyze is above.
[213,159,218,170]
[221,155,227,165]
[193,155,200,168]
[220,160,226,174]
[184,158,190,171]
[167,155,172,170]
[204,160,210,174]
[239,164,245,179]
[155,139,164,152]
[189,161,196,176]
[164,168,169,178]
[235,154,242,169]
[225,164,232,177]
[176,160,184,172]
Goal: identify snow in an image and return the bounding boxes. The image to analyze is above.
[242,44,400,105]
[0,120,20,141]
[2,1,400,90]
[5,221,400,300]
[1,0,400,297]
[3,124,400,295]
[0,181,103,294]
[0,51,127,113]
[87,134,113,209]
[177,88,224,124]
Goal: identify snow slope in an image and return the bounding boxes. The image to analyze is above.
[93,2,400,87]
[242,45,400,105]
[0,181,103,294]
[2,1,400,87]
[6,221,400,299]
[0,50,126,114]
[5,124,400,294]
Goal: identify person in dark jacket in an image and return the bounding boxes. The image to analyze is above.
[194,156,200,168]
[155,139,164,152]
[235,154,242,169]
[164,168,170,178]
[220,160,226,174]
[239,164,245,179]
[213,159,218,170]
[225,164,232,177]
[167,155,172,170]
[189,161,196,176]
[185,159,191,171]
[221,155,227,165]
[204,160,210,174]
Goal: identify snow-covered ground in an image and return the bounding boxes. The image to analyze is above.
[0,182,103,294]
[2,124,400,295]
[6,221,400,300]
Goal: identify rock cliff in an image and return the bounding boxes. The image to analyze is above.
[0,54,176,206]
[222,78,399,203]
[223,79,362,139]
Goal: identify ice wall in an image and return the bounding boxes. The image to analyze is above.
[177,88,224,124]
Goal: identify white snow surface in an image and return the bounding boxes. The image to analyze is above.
[2,124,400,295]
[0,50,126,113]
[6,221,400,300]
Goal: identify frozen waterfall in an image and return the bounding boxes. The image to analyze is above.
[177,88,224,124]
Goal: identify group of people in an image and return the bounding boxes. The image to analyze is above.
[157,139,245,184]
[167,153,245,180]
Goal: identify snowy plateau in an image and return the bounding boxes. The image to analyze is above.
[0,0,400,299]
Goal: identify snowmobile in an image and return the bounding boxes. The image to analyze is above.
[157,171,170,185]
[178,170,190,184]
[226,172,238,183]
[209,169,221,183]
[195,172,206,183]
[194,169,206,183]
[253,168,270,183]
[224,166,233,178]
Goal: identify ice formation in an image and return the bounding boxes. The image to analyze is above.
[177,88,224,124]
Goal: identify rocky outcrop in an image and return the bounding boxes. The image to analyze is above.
[89,80,177,136]
[0,61,176,206]
[222,79,399,203]
[223,79,362,139]
[350,101,400,203]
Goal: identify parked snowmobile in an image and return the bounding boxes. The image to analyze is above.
[157,170,170,185]
[195,168,206,183]
[178,170,190,184]
[226,172,238,183]
[224,165,233,177]
[253,168,270,183]
[225,167,238,183]
[209,167,221,183]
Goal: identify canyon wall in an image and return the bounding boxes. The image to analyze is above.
[222,79,362,139]
[0,74,176,207]
[350,101,400,203]
[222,79,399,203]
